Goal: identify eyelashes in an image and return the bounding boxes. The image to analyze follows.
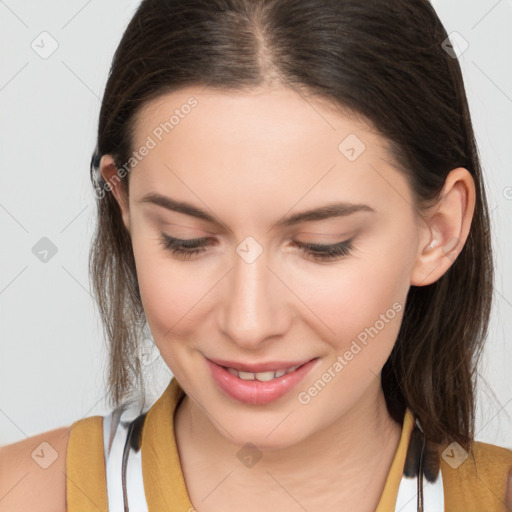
[159,233,354,262]
[288,239,353,261]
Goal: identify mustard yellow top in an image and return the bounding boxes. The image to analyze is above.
[66,377,512,512]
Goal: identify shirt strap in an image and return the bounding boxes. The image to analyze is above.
[66,416,109,512]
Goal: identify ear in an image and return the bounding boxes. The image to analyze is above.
[99,154,131,233]
[410,167,476,286]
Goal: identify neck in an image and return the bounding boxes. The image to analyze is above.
[174,378,403,511]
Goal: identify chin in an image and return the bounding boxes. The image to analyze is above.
[216,414,312,451]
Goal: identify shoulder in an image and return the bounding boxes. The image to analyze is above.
[0,425,70,512]
[440,440,512,511]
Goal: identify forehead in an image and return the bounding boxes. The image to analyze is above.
[132,85,379,154]
[128,85,411,223]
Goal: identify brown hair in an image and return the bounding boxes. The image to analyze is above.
[89,0,493,451]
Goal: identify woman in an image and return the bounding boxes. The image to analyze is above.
[1,0,511,511]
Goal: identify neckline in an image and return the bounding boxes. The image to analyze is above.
[141,376,415,511]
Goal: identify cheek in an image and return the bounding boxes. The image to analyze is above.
[289,229,415,365]
[293,253,409,411]
[303,250,410,323]
[130,229,207,339]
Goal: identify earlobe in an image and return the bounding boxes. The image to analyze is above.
[99,154,131,233]
[410,167,476,287]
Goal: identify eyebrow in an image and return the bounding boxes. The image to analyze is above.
[138,192,375,230]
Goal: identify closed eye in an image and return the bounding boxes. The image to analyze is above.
[159,233,354,262]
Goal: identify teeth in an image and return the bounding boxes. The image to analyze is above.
[225,364,301,381]
[255,371,277,381]
[238,370,255,380]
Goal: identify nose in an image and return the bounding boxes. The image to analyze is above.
[218,243,291,350]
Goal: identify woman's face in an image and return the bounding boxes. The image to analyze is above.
[111,85,431,448]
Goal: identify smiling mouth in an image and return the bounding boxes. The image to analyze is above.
[206,357,319,405]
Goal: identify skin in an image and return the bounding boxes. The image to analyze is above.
[0,427,69,512]
[100,85,475,512]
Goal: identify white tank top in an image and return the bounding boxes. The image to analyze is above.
[101,405,445,512]
[102,403,149,512]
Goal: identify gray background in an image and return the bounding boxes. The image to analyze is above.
[1,0,511,448]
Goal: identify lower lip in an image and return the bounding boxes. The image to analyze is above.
[206,357,318,405]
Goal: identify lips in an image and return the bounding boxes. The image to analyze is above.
[206,356,319,405]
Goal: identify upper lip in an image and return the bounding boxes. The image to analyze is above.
[207,356,316,373]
